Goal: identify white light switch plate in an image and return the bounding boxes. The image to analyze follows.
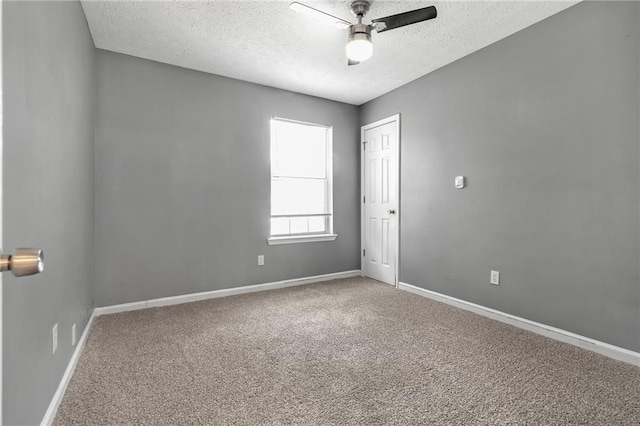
[258,255,264,266]
[52,324,58,354]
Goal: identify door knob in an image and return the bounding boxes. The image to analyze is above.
[387,209,396,215]
[0,248,44,277]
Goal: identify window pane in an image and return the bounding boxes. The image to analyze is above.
[270,217,290,236]
[271,178,328,216]
[271,216,327,236]
[272,121,327,179]
[308,216,327,233]
[270,118,332,238]
[290,217,309,234]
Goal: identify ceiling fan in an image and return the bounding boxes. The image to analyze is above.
[289,1,437,65]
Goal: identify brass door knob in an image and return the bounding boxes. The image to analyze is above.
[0,248,44,277]
[387,209,396,215]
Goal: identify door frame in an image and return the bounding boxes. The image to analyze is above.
[360,114,401,287]
[1,0,5,422]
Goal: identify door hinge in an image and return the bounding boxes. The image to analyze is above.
[363,196,366,203]
[363,249,366,257]
[362,141,367,150]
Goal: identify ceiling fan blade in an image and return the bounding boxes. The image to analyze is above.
[289,2,351,29]
[348,59,360,66]
[371,6,437,33]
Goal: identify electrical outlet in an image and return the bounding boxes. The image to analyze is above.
[490,270,500,286]
[258,255,264,266]
[52,324,58,354]
[72,323,77,346]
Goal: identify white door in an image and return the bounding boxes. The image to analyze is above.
[361,115,399,286]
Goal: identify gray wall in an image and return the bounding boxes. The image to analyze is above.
[3,5,638,424]
[361,1,640,352]
[94,51,360,307]
[3,1,95,424]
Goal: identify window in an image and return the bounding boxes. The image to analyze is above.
[268,118,337,245]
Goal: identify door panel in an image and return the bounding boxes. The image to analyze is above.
[362,116,399,285]
[381,218,390,266]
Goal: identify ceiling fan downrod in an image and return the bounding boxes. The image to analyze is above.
[350,0,371,23]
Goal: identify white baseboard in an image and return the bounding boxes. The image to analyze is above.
[40,309,97,426]
[398,281,640,367]
[95,270,362,316]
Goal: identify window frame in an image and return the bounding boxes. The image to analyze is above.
[267,117,337,245]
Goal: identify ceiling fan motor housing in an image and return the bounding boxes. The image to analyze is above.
[348,23,371,40]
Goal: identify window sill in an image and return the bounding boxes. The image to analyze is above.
[267,234,338,245]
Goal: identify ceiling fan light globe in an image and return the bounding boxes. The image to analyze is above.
[346,37,373,62]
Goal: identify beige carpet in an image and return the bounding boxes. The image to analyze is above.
[55,277,640,425]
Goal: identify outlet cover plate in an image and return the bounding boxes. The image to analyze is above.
[490,270,500,286]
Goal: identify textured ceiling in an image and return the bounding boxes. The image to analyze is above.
[81,0,580,105]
